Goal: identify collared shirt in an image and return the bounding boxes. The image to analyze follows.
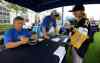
[4,28,32,45]
[42,15,57,32]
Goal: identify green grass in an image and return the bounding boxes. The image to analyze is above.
[67,32,100,63]
[84,32,100,63]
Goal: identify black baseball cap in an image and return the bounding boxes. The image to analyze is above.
[69,5,85,12]
[51,10,59,16]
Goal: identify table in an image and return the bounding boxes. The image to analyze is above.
[0,45,59,63]
[0,36,68,63]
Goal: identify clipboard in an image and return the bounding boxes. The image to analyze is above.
[70,27,88,49]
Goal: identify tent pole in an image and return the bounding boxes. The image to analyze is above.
[62,6,64,26]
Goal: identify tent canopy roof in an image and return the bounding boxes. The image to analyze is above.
[5,0,100,12]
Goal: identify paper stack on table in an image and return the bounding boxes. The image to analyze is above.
[63,36,69,43]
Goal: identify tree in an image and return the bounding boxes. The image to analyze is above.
[0,0,28,16]
[7,4,28,15]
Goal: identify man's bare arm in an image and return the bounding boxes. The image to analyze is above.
[5,41,22,48]
[5,37,29,48]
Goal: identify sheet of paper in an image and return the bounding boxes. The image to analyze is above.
[63,37,69,43]
[51,38,60,42]
[38,38,44,42]
[53,46,66,63]
[78,27,88,35]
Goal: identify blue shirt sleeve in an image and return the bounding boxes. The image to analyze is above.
[4,29,32,45]
[4,30,12,44]
[52,19,57,28]
[23,29,32,38]
[26,31,32,37]
[42,16,49,28]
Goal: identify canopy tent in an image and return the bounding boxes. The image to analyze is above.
[5,0,100,12]
[5,0,100,25]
